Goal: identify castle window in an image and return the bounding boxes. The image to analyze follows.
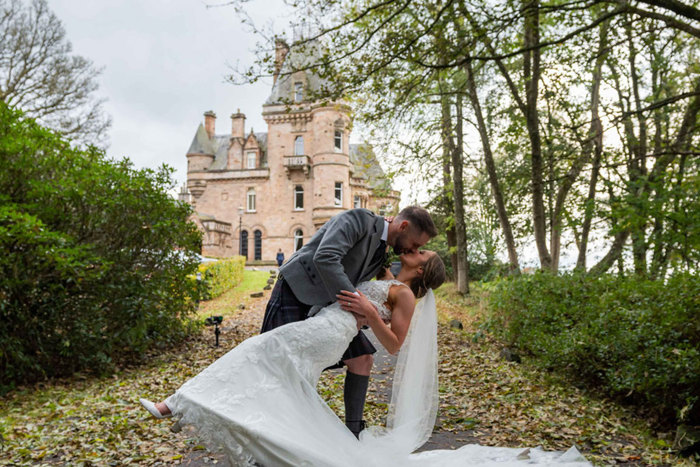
[254,230,262,261]
[294,82,303,102]
[246,151,256,169]
[353,195,361,209]
[247,188,256,212]
[294,185,304,210]
[379,204,387,216]
[240,230,248,259]
[294,136,304,155]
[334,182,343,207]
[334,131,342,152]
[294,229,304,252]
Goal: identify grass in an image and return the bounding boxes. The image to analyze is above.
[196,268,270,320]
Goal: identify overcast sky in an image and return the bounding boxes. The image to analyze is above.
[50,0,288,190]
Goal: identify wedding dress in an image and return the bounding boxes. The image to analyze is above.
[165,280,590,466]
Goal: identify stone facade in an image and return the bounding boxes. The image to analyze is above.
[181,42,399,263]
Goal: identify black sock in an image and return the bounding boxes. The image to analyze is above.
[344,371,369,436]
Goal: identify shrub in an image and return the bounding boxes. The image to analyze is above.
[0,103,202,392]
[486,271,700,424]
[198,257,246,300]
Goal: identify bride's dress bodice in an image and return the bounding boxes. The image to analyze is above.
[302,279,404,375]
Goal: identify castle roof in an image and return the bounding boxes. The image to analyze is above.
[265,40,330,106]
[188,126,268,171]
[187,124,217,155]
[349,144,392,191]
[209,135,232,170]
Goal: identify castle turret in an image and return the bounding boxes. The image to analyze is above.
[310,105,352,228]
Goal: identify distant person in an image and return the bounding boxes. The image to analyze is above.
[276,248,285,267]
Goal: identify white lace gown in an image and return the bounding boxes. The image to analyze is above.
[165,280,590,466]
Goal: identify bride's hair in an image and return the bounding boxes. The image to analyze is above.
[410,254,446,298]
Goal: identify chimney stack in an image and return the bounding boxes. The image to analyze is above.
[231,109,245,139]
[274,39,289,85]
[204,110,216,139]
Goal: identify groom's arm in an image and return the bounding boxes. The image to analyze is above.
[313,209,369,298]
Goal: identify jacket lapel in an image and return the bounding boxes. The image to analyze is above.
[359,216,385,278]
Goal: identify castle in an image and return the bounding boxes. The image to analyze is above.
[180,40,399,262]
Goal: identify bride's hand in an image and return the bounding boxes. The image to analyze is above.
[337,290,378,325]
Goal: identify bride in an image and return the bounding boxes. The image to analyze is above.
[140,250,589,466]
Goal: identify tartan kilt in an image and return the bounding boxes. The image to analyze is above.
[260,276,376,365]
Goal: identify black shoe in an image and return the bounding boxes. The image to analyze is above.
[346,420,366,439]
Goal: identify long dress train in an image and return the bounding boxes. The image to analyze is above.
[165,280,590,466]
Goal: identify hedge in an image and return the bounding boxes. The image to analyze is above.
[198,256,246,299]
[0,103,202,393]
[485,271,700,425]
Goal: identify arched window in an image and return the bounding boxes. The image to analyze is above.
[240,230,248,259]
[294,229,303,252]
[334,130,342,151]
[294,185,304,210]
[254,230,262,261]
[247,188,256,212]
[294,136,304,156]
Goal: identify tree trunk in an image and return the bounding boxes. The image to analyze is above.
[590,229,631,275]
[453,93,469,294]
[464,58,520,272]
[442,146,458,278]
[523,0,552,270]
[626,20,649,276]
[576,17,610,270]
[439,87,460,282]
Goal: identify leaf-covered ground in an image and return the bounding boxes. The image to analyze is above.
[0,276,693,466]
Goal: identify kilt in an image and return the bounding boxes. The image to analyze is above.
[260,276,376,365]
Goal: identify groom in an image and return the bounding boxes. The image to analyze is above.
[261,206,437,437]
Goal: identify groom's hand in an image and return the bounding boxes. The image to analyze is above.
[337,290,377,325]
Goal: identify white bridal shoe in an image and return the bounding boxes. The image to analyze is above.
[139,398,172,419]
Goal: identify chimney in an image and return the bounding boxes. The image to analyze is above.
[231,109,245,139]
[274,39,289,85]
[204,110,216,139]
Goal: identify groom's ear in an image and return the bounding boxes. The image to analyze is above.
[398,220,410,231]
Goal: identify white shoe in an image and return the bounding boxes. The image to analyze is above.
[139,398,172,419]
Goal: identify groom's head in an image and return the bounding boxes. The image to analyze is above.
[387,206,437,255]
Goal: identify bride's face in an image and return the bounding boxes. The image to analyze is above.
[400,249,436,270]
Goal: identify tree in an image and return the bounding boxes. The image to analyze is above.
[0,0,111,146]
[0,102,200,389]
[226,0,699,277]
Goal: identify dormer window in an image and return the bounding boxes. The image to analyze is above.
[334,130,342,152]
[294,82,303,102]
[246,151,256,169]
[294,136,304,155]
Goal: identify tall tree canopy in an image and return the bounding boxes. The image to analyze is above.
[228,0,699,278]
[0,0,111,146]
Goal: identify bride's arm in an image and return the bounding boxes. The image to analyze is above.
[338,287,415,355]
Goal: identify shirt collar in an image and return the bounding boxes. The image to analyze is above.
[381,219,389,242]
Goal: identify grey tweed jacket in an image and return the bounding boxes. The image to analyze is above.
[279,208,385,306]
